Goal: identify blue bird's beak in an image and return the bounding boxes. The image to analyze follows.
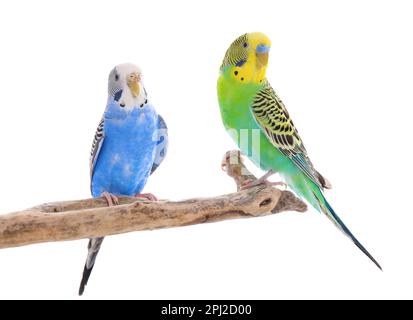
[127,73,140,98]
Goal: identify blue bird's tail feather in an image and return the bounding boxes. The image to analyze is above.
[79,237,104,296]
[314,191,382,270]
[79,263,95,296]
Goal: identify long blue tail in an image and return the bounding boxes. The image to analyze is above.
[314,191,382,270]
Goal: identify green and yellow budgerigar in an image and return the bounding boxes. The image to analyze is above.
[217,32,381,269]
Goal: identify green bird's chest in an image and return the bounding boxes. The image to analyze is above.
[217,75,260,131]
[217,74,287,172]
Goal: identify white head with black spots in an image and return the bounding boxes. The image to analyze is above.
[108,63,148,110]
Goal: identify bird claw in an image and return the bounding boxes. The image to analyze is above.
[101,192,119,206]
[240,179,287,191]
[135,193,158,201]
[267,181,287,190]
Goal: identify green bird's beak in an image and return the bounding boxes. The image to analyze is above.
[256,44,270,68]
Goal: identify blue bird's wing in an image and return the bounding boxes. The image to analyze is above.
[150,114,168,175]
[89,118,105,190]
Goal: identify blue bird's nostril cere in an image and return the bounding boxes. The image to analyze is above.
[256,44,270,54]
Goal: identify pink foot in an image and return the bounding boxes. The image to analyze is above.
[240,179,287,191]
[135,193,158,201]
[101,191,119,206]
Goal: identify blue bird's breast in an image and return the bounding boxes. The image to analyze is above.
[91,102,158,197]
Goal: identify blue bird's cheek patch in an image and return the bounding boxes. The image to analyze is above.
[114,90,123,102]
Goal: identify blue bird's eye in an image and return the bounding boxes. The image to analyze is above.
[115,73,119,81]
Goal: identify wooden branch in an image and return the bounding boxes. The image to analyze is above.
[0,151,307,249]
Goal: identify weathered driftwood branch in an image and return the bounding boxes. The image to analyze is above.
[0,150,306,249]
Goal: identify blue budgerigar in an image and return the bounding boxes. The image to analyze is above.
[79,63,168,295]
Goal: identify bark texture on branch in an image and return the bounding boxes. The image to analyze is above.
[0,151,306,249]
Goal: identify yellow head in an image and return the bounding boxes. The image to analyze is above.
[220,32,271,84]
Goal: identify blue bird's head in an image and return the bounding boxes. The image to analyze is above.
[107,63,148,110]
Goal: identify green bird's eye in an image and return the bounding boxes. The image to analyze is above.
[243,42,248,48]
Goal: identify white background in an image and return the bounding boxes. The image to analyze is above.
[0,0,411,299]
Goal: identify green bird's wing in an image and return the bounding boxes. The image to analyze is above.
[251,80,331,190]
